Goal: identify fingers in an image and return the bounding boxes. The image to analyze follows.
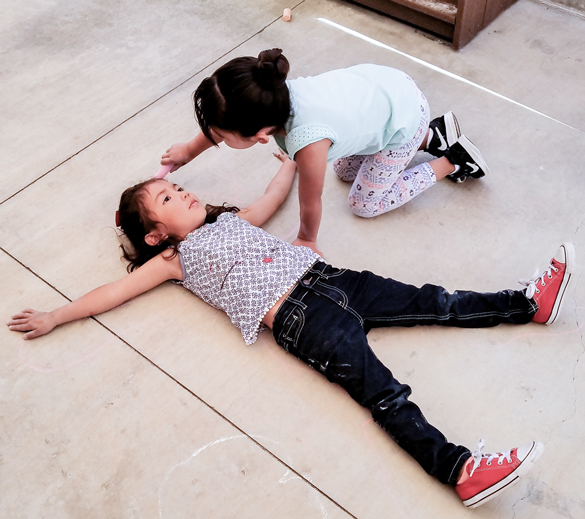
[11,309,34,319]
[8,322,33,332]
[23,330,41,340]
[7,309,50,340]
[273,151,290,163]
[164,143,179,154]
[162,148,175,161]
[8,309,36,332]
[8,317,27,326]
[7,319,44,339]
[7,314,33,327]
[7,319,35,334]
[9,315,30,324]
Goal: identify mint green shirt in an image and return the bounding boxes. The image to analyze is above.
[274,64,423,162]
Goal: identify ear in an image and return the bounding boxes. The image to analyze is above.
[255,128,273,145]
[145,229,168,246]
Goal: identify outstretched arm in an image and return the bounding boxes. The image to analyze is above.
[8,253,181,340]
[161,131,221,172]
[291,139,330,254]
[236,151,298,228]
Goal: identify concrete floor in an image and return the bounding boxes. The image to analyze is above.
[1,0,584,517]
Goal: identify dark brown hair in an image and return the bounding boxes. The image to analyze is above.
[117,179,239,272]
[194,48,291,145]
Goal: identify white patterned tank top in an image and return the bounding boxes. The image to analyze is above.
[177,212,321,344]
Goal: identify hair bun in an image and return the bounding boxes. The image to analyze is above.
[256,48,289,88]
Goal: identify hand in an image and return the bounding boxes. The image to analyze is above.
[161,143,193,171]
[273,150,293,164]
[7,309,58,340]
[292,238,324,258]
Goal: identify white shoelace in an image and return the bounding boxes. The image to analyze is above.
[469,439,513,477]
[519,261,559,299]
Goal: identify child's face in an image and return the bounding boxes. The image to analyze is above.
[142,180,207,240]
[211,127,268,150]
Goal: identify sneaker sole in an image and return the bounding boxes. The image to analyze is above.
[457,135,490,177]
[464,441,545,509]
[545,242,575,325]
[444,111,461,146]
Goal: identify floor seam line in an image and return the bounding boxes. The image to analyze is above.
[2,244,358,518]
[0,7,299,207]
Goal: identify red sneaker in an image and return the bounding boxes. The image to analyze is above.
[521,243,575,324]
[456,439,544,508]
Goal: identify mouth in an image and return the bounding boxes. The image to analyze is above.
[189,199,196,209]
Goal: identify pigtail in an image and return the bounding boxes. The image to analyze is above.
[204,203,240,224]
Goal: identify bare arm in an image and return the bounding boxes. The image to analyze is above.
[8,253,182,340]
[291,139,331,254]
[236,152,297,228]
[161,131,222,172]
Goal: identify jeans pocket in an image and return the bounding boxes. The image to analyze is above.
[276,306,305,352]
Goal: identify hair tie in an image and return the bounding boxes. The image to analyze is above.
[115,210,120,227]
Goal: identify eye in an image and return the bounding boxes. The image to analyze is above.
[163,195,170,203]
[177,187,184,192]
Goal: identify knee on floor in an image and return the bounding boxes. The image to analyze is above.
[348,201,396,218]
[349,203,376,218]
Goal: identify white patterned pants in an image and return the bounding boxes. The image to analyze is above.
[334,89,435,218]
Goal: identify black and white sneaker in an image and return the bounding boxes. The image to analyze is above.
[444,135,490,183]
[425,111,461,157]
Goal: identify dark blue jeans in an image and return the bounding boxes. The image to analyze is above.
[272,262,537,486]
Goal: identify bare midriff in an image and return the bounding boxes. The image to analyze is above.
[262,285,295,329]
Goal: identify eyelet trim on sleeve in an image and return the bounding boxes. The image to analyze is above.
[285,124,337,159]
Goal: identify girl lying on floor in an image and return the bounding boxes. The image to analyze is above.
[8,152,574,508]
